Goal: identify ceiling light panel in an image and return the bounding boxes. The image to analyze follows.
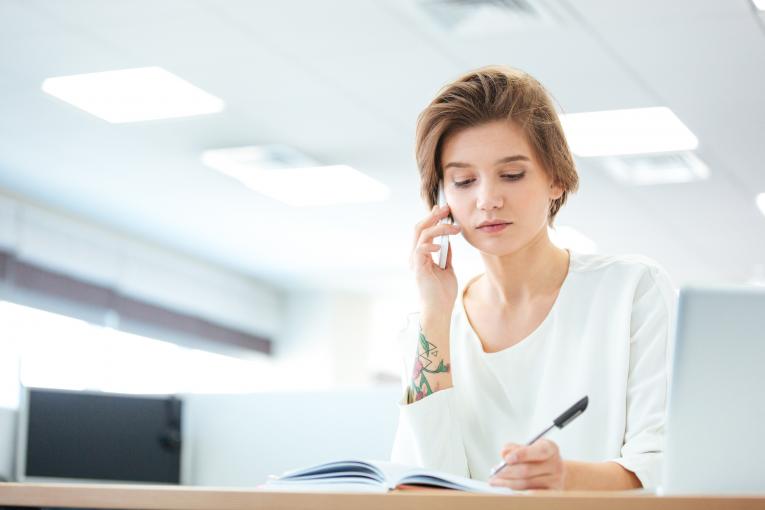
[42,66,224,123]
[559,107,698,157]
[202,145,390,207]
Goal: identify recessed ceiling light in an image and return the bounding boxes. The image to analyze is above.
[548,225,598,254]
[201,145,390,207]
[42,66,224,123]
[753,0,765,11]
[756,192,765,217]
[602,152,710,186]
[559,107,698,157]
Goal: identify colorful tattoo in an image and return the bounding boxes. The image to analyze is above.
[408,325,450,403]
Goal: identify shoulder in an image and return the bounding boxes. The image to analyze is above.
[571,250,667,276]
[571,250,675,288]
[566,250,678,317]
[574,251,678,321]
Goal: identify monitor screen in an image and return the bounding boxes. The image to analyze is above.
[21,388,181,483]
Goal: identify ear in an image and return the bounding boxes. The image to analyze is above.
[549,181,564,201]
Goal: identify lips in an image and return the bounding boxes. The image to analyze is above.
[477,221,511,229]
[477,222,512,233]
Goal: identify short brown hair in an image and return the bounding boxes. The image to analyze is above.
[415,65,579,226]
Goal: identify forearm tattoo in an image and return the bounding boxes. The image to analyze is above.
[408,324,450,403]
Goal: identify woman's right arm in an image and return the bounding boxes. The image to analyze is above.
[406,203,460,402]
[390,203,470,477]
[406,312,453,402]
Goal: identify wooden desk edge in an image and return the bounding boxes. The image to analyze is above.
[1,482,763,510]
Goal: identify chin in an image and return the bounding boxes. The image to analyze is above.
[466,237,523,257]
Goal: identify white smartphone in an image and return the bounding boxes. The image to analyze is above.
[436,183,453,269]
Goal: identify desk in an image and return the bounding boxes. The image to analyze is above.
[0,483,763,510]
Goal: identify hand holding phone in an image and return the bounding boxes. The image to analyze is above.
[410,183,460,320]
[436,183,453,269]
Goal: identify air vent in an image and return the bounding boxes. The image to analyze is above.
[601,152,710,186]
[417,0,559,36]
[202,145,319,172]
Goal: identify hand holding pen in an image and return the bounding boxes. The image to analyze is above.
[488,396,589,491]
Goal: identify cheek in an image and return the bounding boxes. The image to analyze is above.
[512,184,550,214]
[446,196,470,224]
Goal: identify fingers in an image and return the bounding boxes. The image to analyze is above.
[410,204,460,271]
[489,472,561,491]
[500,443,522,459]
[492,440,564,491]
[418,223,461,248]
[414,243,440,255]
[494,459,557,480]
[412,205,452,246]
[411,223,460,270]
[505,439,558,464]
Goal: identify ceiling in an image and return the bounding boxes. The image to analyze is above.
[0,0,763,294]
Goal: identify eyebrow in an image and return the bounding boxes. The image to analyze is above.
[443,155,530,171]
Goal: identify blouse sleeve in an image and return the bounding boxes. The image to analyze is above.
[389,312,470,477]
[609,262,678,489]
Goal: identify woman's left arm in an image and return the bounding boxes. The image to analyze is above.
[488,439,641,490]
[564,459,641,490]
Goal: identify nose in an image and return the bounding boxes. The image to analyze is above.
[476,182,503,211]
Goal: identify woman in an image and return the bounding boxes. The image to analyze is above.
[391,66,677,491]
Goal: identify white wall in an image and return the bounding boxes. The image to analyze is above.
[182,387,402,486]
[275,290,388,389]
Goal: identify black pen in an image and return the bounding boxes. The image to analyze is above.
[490,396,589,477]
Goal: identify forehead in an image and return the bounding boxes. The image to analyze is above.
[441,120,533,170]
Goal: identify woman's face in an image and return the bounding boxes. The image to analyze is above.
[440,120,563,256]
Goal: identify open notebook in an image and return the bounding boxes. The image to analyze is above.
[262,459,514,494]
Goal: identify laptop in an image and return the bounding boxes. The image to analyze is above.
[661,285,765,494]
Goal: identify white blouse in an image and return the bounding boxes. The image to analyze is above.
[390,249,678,490]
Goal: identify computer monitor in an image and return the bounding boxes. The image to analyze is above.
[662,285,765,494]
[16,387,182,484]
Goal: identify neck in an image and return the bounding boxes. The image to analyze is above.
[477,227,570,306]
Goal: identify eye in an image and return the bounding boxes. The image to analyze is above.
[453,171,525,189]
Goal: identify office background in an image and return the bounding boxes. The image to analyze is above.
[0,0,764,486]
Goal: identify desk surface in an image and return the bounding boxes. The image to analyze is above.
[1,483,764,510]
